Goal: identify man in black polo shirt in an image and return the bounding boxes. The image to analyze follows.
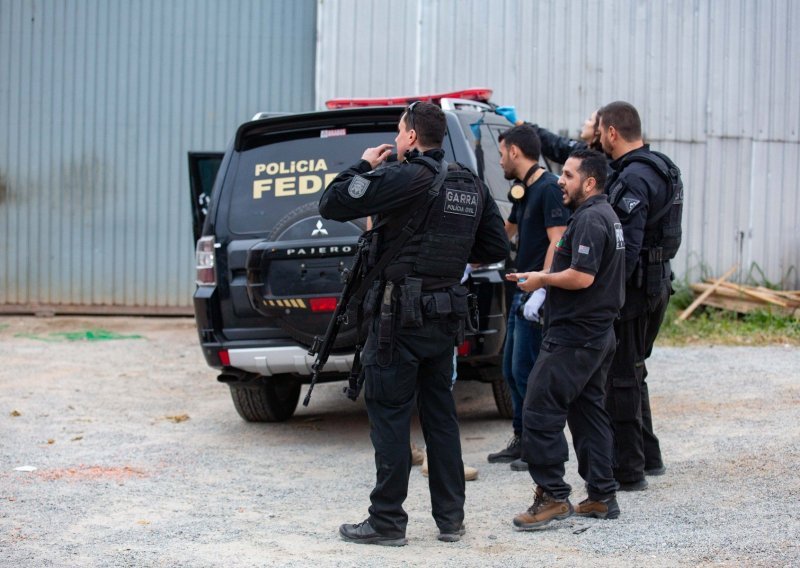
[506,149,625,530]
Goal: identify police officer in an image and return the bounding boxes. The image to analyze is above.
[596,101,683,490]
[507,149,625,530]
[319,102,508,545]
[530,109,603,164]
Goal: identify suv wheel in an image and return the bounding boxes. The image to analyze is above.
[482,367,513,419]
[229,375,301,422]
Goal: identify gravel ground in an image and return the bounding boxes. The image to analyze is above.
[0,316,798,567]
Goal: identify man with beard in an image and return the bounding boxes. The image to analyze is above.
[507,149,625,529]
[487,125,570,472]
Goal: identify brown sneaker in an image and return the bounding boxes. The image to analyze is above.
[575,496,620,519]
[513,486,573,530]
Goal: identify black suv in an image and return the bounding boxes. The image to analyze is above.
[189,89,517,422]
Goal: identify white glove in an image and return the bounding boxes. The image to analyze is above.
[460,264,474,284]
[522,288,546,322]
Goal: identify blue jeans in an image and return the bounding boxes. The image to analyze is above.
[503,292,543,434]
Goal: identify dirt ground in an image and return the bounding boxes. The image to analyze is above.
[0,316,798,567]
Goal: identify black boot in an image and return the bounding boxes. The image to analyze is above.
[487,434,521,463]
[338,520,407,546]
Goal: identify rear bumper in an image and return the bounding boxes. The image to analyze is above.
[227,345,354,376]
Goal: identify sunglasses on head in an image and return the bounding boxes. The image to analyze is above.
[405,101,420,130]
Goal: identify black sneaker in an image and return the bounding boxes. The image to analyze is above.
[339,520,407,546]
[437,524,466,542]
[487,434,521,463]
[509,458,528,471]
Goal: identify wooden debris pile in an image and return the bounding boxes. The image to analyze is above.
[679,264,800,321]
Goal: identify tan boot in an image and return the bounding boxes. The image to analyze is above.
[513,486,573,530]
[411,443,425,466]
[575,496,620,519]
[421,454,478,481]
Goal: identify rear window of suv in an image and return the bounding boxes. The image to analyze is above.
[227,129,403,234]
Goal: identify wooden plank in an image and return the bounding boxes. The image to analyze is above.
[755,286,800,305]
[715,282,789,307]
[689,285,800,319]
[678,264,739,321]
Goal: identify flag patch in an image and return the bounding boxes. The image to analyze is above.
[622,197,640,213]
[578,245,591,255]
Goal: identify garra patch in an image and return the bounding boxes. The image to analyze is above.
[551,208,565,219]
[614,222,625,249]
[444,188,478,217]
[348,175,370,198]
[622,197,641,213]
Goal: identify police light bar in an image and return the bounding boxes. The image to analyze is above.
[325,88,493,109]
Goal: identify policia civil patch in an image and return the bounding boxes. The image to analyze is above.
[444,188,478,217]
[348,175,370,198]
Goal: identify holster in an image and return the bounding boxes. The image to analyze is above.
[399,276,423,328]
[377,281,395,367]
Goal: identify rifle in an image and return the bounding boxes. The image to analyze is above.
[303,235,369,407]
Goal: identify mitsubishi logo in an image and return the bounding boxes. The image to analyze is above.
[311,220,328,237]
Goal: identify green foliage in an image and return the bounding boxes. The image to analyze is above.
[658,294,800,346]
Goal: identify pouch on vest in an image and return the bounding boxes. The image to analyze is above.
[448,286,469,320]
[423,291,452,319]
[399,276,423,328]
[377,282,395,367]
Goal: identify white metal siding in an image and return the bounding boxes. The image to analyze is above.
[316,0,800,288]
[0,0,317,310]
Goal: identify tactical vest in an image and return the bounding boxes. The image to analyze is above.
[610,150,684,262]
[386,157,484,287]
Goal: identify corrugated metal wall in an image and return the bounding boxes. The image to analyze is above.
[0,0,317,312]
[317,0,800,288]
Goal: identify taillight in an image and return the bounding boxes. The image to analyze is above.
[218,349,230,366]
[309,297,338,312]
[457,340,471,357]
[195,236,216,286]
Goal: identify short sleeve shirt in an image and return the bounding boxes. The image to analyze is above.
[508,171,570,272]
[544,194,626,348]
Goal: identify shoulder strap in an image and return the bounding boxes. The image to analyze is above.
[351,160,448,301]
[620,151,680,228]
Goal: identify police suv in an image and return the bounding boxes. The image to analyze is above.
[189,88,517,422]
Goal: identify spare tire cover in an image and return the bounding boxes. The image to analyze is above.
[266,202,367,350]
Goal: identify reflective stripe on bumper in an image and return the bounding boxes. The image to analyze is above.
[227,346,354,376]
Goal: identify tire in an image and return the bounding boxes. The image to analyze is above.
[483,366,513,419]
[229,376,301,422]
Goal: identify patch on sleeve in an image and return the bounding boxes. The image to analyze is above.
[614,223,625,249]
[551,208,564,218]
[347,175,370,198]
[622,197,641,213]
[578,244,591,255]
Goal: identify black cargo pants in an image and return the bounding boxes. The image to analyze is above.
[606,284,670,483]
[360,312,465,537]
[521,329,618,501]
